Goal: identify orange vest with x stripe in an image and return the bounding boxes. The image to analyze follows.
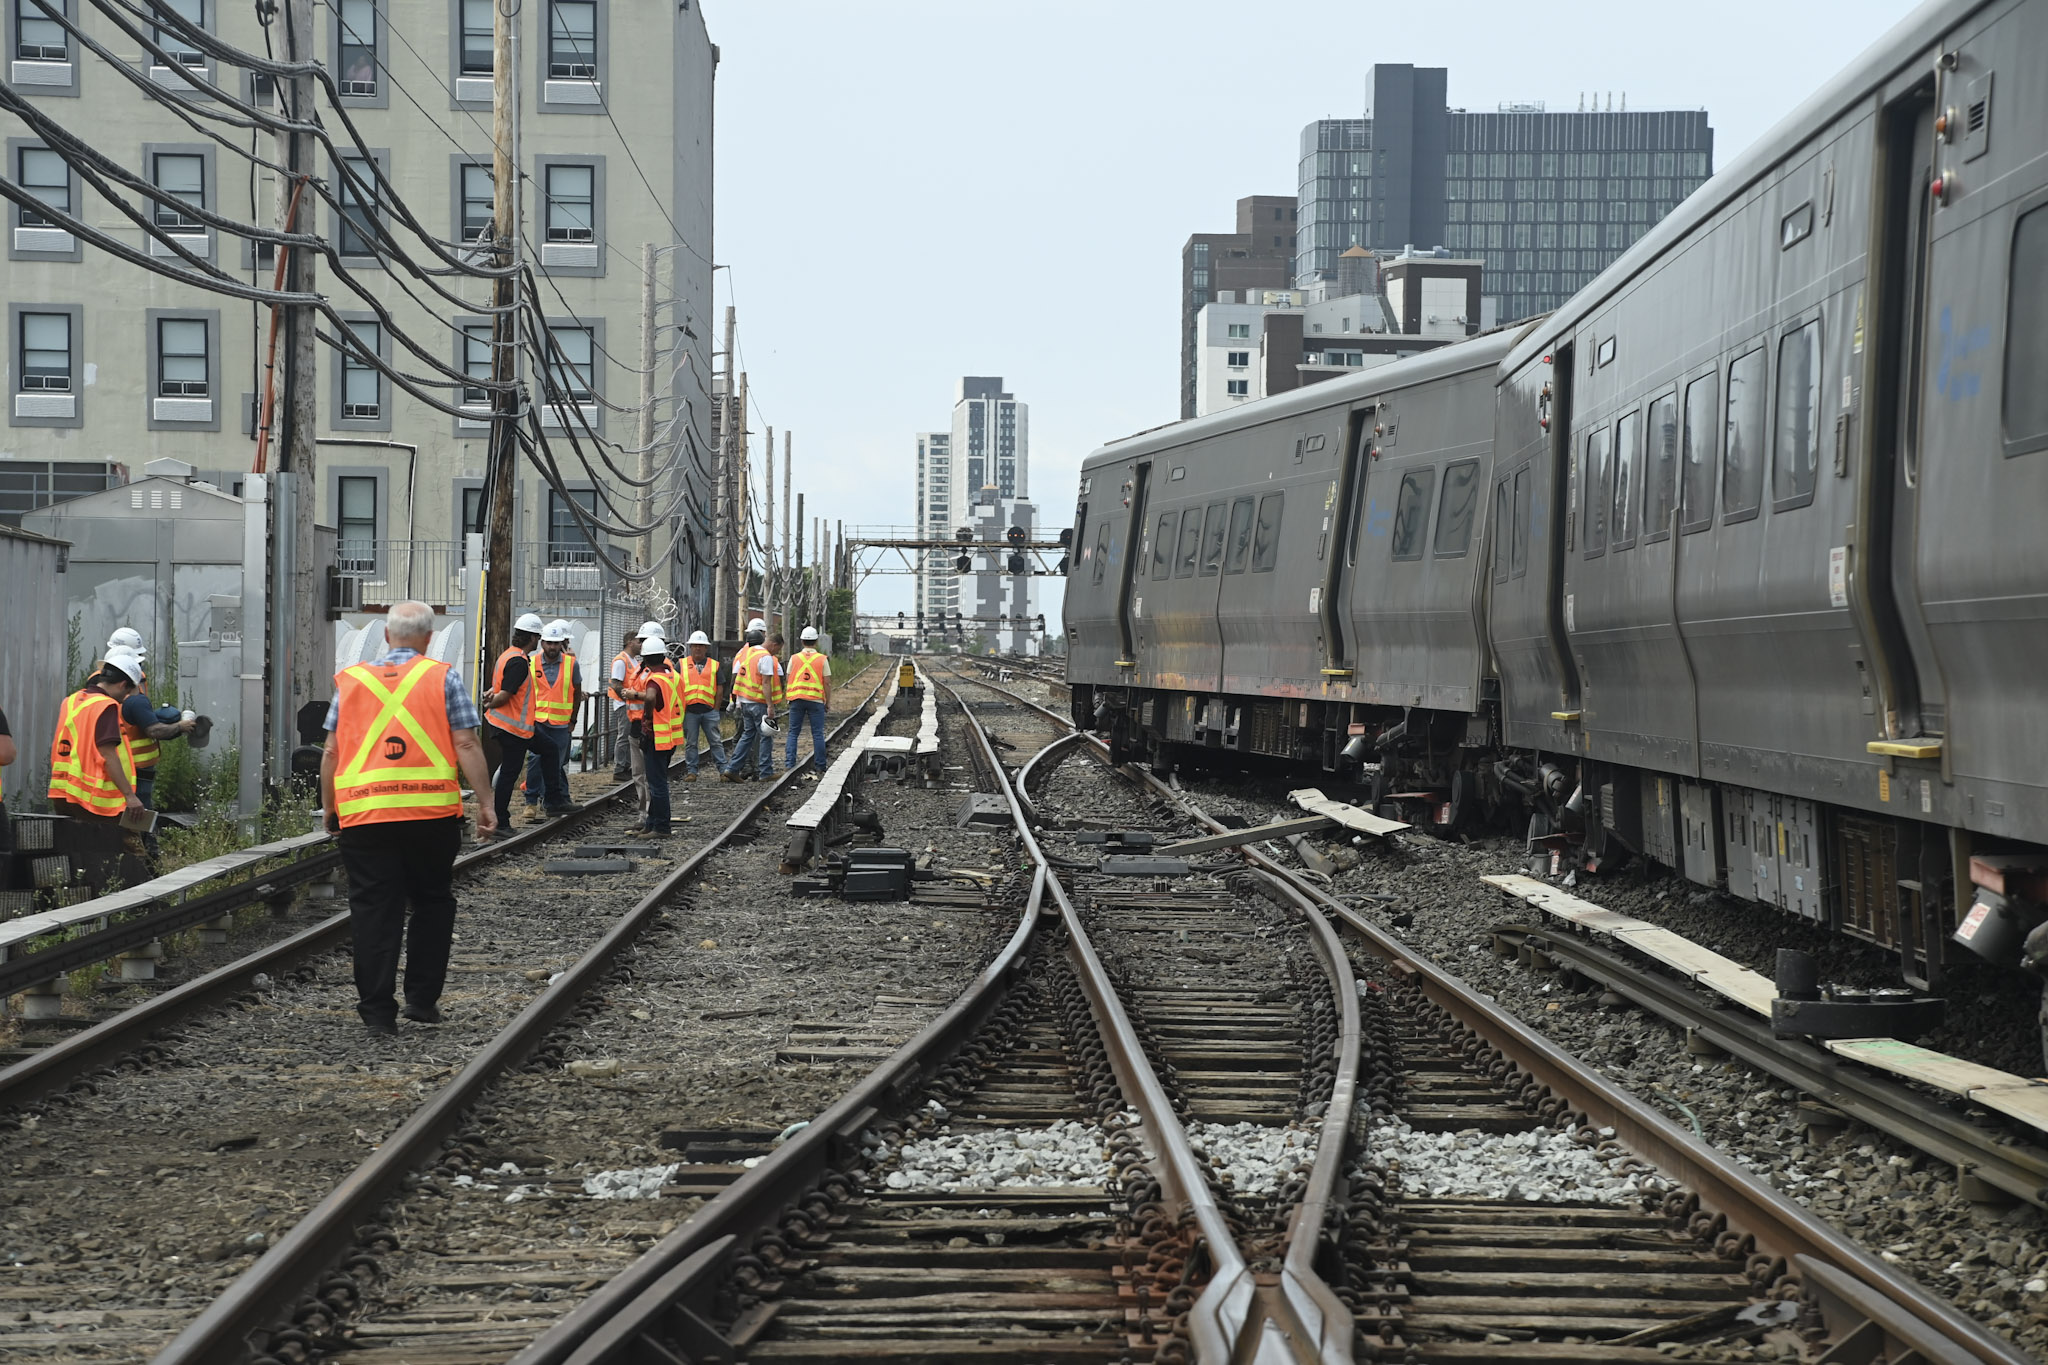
[332,657,464,828]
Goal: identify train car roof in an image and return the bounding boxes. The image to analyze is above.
[1503,0,1979,373]
[1082,327,1524,471]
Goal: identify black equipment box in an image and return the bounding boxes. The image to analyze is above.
[843,848,913,902]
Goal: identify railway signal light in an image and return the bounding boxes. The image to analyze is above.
[1007,552,1026,574]
[1006,525,1025,546]
[955,526,975,544]
[954,553,972,573]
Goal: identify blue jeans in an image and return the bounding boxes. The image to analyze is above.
[724,701,774,778]
[683,707,728,774]
[785,699,828,773]
[523,723,571,808]
[640,729,672,831]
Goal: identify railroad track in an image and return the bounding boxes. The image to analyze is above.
[0,667,889,1365]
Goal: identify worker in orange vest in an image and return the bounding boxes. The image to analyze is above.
[479,611,544,833]
[49,649,146,823]
[620,635,683,836]
[783,626,832,778]
[607,625,644,781]
[521,619,577,817]
[677,630,728,779]
[613,619,665,815]
[722,619,783,781]
[321,600,495,1035]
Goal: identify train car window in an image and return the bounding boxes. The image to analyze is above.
[1198,501,1228,576]
[1173,508,1203,578]
[1723,348,1766,521]
[1644,391,1678,539]
[1150,512,1175,580]
[2006,205,2048,451]
[1434,459,1481,557]
[1612,410,1641,549]
[1582,426,1611,555]
[1491,480,1510,583]
[1680,372,1718,532]
[1223,497,1255,574]
[1772,319,1822,507]
[1391,467,1436,562]
[1511,468,1530,578]
[1090,521,1112,586]
[1251,493,1283,572]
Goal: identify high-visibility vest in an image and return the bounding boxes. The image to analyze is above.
[680,657,719,708]
[330,656,465,828]
[643,670,682,750]
[122,690,161,771]
[613,649,644,723]
[785,649,827,702]
[730,643,766,702]
[533,650,576,725]
[486,646,534,739]
[48,688,135,816]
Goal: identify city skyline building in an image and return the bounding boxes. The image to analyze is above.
[913,376,1029,641]
[1179,195,1297,419]
[1297,65,1714,324]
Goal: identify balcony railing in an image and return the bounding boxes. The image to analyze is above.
[333,538,621,612]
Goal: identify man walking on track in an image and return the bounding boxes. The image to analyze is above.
[480,611,545,832]
[783,626,832,778]
[622,635,680,836]
[522,619,577,817]
[320,600,495,1035]
[677,630,727,779]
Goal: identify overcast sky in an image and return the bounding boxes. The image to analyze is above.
[704,0,1923,618]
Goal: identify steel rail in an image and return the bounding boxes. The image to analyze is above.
[1498,923,2048,1207]
[148,669,892,1365]
[946,667,2033,1365]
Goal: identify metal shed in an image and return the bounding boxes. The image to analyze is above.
[0,523,71,799]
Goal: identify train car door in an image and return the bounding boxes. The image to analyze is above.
[1316,407,1374,675]
[1114,461,1150,669]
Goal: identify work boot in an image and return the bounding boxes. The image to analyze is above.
[682,771,697,782]
[402,1002,443,1024]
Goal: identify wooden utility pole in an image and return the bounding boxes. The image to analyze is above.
[273,0,318,783]
[763,424,775,633]
[482,0,522,688]
[712,305,735,640]
[637,241,658,574]
[795,492,805,626]
[780,432,791,637]
[733,372,748,626]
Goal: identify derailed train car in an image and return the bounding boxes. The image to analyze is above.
[1065,0,2048,988]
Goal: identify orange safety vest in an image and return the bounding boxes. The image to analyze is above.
[785,649,827,702]
[680,656,720,708]
[122,689,162,771]
[729,643,764,702]
[330,656,465,828]
[642,669,682,750]
[486,646,534,739]
[49,688,135,816]
[613,649,645,723]
[533,650,576,726]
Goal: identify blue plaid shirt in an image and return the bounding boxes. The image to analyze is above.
[322,647,481,733]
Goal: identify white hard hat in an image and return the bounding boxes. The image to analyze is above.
[687,630,710,646]
[639,635,669,656]
[637,620,665,639]
[747,617,766,633]
[108,627,145,652]
[514,612,545,634]
[101,648,145,685]
[800,626,818,641]
[541,619,572,643]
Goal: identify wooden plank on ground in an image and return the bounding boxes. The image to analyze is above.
[1156,815,1334,856]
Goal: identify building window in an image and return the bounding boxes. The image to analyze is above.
[340,320,381,418]
[17,146,68,226]
[336,156,379,256]
[151,151,205,232]
[0,460,108,525]
[549,0,596,76]
[544,163,593,240]
[458,0,492,74]
[1226,323,1250,339]
[460,323,493,405]
[460,162,493,241]
[542,324,594,403]
[16,2,68,60]
[157,318,208,396]
[337,0,377,95]
[1226,351,1249,369]
[154,0,204,66]
[337,474,378,568]
[548,488,596,563]
[1226,379,1249,397]
[19,310,69,391]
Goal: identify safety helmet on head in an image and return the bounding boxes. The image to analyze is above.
[541,619,572,643]
[100,648,145,686]
[639,635,669,657]
[637,620,665,639]
[108,627,145,652]
[800,626,818,641]
[747,617,766,634]
[687,630,710,646]
[514,612,545,635]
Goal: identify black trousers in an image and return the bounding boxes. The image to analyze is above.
[337,816,463,1022]
[488,727,536,825]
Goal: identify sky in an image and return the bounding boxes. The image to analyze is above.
[703,0,1924,620]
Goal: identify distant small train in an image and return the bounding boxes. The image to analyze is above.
[1062,0,2048,990]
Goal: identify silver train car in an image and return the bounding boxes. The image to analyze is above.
[1063,0,2048,987]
